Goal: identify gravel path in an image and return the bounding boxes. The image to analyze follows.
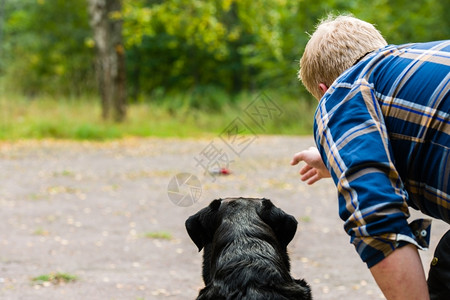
[0,137,447,300]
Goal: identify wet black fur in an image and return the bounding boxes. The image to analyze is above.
[186,197,312,300]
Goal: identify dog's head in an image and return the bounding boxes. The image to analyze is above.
[186,198,311,299]
[185,197,298,252]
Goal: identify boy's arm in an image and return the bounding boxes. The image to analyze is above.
[370,244,429,300]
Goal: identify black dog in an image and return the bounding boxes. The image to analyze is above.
[186,197,312,300]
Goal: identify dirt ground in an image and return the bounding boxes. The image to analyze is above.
[0,136,448,300]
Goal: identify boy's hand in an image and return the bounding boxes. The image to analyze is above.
[291,147,331,184]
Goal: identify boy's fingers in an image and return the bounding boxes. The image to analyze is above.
[290,152,304,165]
[301,168,317,182]
[299,164,312,175]
[306,174,320,185]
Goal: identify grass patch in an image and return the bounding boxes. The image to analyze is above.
[299,216,312,223]
[53,170,75,177]
[28,193,48,201]
[32,228,50,236]
[32,272,78,285]
[143,231,173,240]
[0,91,316,140]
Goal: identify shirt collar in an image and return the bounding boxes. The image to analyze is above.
[353,51,374,66]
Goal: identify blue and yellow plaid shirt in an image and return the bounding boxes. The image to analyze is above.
[314,40,450,268]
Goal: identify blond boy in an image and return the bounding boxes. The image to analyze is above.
[292,15,450,299]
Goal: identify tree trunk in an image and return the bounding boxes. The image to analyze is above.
[88,0,126,122]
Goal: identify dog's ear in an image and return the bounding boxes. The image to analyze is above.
[259,199,298,248]
[185,199,222,251]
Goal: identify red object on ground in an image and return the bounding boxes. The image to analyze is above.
[220,168,231,175]
[209,167,232,176]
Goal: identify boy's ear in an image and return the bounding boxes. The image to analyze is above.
[318,83,328,96]
[185,199,222,251]
[259,199,298,248]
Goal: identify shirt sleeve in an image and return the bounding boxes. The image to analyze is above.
[314,79,431,268]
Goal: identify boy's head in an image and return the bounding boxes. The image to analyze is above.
[299,15,387,100]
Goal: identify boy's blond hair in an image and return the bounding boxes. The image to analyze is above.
[299,15,387,100]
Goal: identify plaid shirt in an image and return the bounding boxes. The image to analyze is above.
[314,40,450,268]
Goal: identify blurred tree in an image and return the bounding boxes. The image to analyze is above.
[3,0,94,96]
[88,0,127,121]
[0,0,5,73]
[350,0,449,44]
[122,0,288,96]
[120,0,357,100]
[1,0,448,107]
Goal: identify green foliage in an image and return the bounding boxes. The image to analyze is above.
[1,0,448,117]
[2,0,94,95]
[122,0,292,95]
[0,92,315,140]
[74,124,122,140]
[350,0,450,44]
